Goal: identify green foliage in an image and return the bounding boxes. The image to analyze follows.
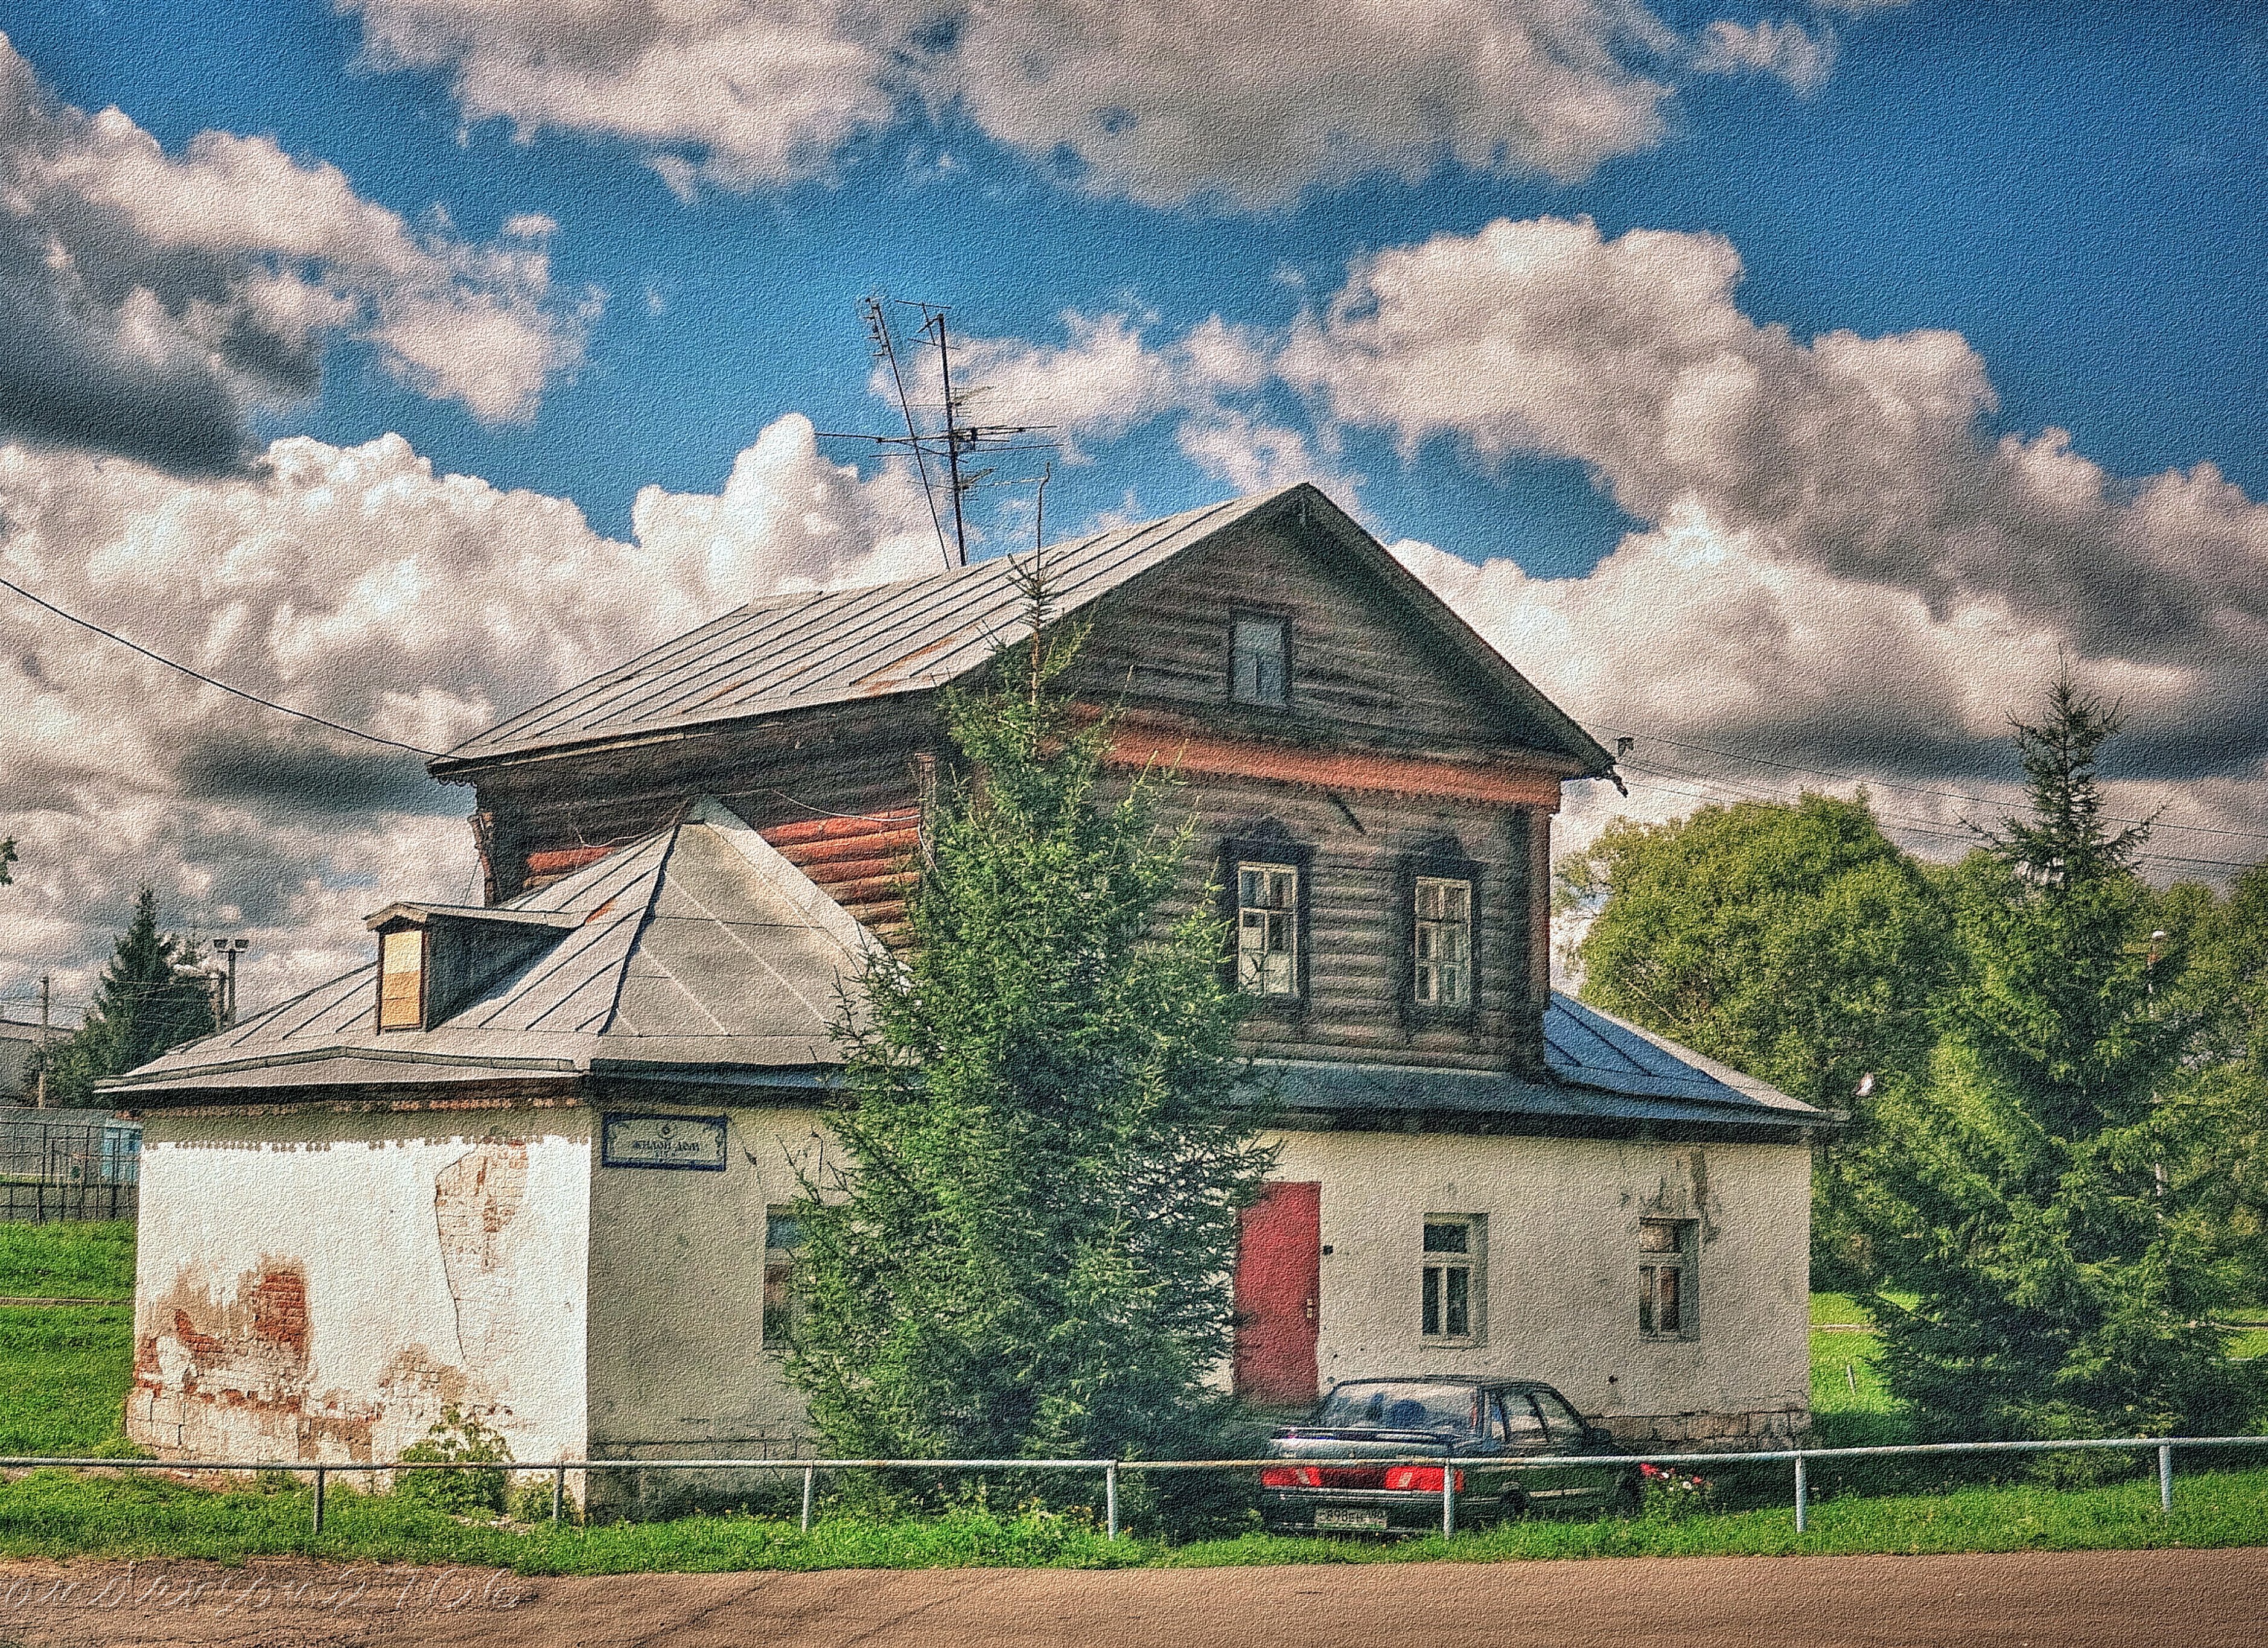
[397,1406,513,1516]
[0,836,15,886]
[36,888,217,1107]
[1867,672,2250,1441]
[783,609,1272,1488]
[1559,791,1946,1285]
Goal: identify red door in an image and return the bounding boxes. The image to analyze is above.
[1234,1181,1321,1407]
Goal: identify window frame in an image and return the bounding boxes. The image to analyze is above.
[1395,850,1484,1028]
[375,925,427,1032]
[1226,608,1293,710]
[763,1204,806,1351]
[1419,1214,1485,1346]
[1638,1217,1698,1341]
[1218,835,1314,1011]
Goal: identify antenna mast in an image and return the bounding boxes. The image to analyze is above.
[923,307,972,567]
[862,296,955,572]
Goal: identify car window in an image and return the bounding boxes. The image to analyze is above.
[1314,1382,1480,1437]
[1531,1390,1588,1445]
[1498,1393,1546,1442]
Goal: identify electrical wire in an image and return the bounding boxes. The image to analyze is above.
[0,574,440,757]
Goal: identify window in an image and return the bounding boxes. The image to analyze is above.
[1237,862,1301,996]
[763,1206,806,1349]
[377,927,424,1031]
[1231,614,1290,707]
[1413,877,1473,1008]
[1420,1216,1483,1343]
[1639,1218,1697,1338]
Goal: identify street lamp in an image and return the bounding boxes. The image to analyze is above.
[209,937,250,1028]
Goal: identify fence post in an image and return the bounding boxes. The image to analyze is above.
[1105,1461,1120,1542]
[800,1466,815,1533]
[552,1465,564,1524]
[1794,1452,1808,1534]
[311,1466,326,1535]
[1441,1456,1456,1541]
[2159,1443,2173,1515]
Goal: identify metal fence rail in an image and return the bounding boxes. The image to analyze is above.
[0,1118,141,1224]
[6,1434,2266,1541]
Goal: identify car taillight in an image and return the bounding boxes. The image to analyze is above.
[1261,1466,1322,1487]
[1383,1466,1464,1492]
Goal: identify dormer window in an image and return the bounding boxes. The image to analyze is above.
[1231,612,1290,707]
[377,927,425,1031]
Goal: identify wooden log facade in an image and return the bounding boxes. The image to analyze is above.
[441,501,1602,1077]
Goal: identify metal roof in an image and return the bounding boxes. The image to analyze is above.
[433,484,1617,777]
[106,799,879,1099]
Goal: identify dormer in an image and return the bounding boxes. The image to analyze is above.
[364,902,581,1032]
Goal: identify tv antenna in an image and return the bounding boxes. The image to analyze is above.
[813,296,1054,568]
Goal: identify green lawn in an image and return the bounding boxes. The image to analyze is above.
[0,1222,139,1458]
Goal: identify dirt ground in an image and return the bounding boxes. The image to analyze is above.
[2,1547,2262,1648]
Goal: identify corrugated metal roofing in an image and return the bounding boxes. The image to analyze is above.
[1543,995,1815,1113]
[439,491,1281,766]
[109,801,874,1097]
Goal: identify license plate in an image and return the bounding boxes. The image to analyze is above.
[1313,1507,1389,1531]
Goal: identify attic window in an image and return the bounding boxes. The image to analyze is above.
[377,928,425,1031]
[1231,613,1290,707]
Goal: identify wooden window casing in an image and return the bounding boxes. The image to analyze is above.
[1228,611,1292,708]
[1397,848,1485,1027]
[377,927,425,1032]
[1420,1215,1483,1344]
[1220,836,1313,1008]
[1639,1218,1697,1339]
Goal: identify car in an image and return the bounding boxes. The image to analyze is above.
[1260,1376,1639,1535]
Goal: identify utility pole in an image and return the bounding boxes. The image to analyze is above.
[34,973,49,1108]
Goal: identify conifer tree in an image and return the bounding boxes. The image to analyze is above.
[1871,670,2249,1440]
[783,576,1272,1479]
[37,888,217,1107]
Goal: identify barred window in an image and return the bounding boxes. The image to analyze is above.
[1639,1218,1696,1338]
[1413,877,1473,1007]
[1237,862,1301,996]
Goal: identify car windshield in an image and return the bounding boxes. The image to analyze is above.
[1312,1382,1480,1437]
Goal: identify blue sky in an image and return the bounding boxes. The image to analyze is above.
[5,0,2268,1007]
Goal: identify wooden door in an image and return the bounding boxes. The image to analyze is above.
[1234,1180,1322,1407]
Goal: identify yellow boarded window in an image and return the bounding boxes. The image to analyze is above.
[378,928,424,1031]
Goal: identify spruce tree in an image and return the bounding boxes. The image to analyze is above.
[38,888,218,1107]
[783,597,1272,1481]
[1871,671,2248,1440]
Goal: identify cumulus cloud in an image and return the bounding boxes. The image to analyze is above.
[0,417,935,1011]
[0,33,596,472]
[337,0,1879,208]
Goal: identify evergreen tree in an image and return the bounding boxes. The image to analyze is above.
[37,889,217,1107]
[1870,671,2249,1440]
[783,603,1272,1481]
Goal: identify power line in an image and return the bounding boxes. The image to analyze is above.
[1,574,440,757]
[1602,725,2268,845]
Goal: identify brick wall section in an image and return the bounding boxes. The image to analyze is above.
[1599,1406,1813,1454]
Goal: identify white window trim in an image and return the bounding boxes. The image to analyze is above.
[1419,1214,1485,1346]
[1236,860,1301,997]
[1412,875,1474,1009]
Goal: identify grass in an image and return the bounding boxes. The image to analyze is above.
[1,1465,2265,1574]
[0,1222,139,1459]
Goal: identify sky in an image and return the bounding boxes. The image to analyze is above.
[4,0,2267,1021]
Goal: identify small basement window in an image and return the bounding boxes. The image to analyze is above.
[763,1206,806,1349]
[1421,1215,1483,1344]
[1237,861,1301,996]
[1639,1218,1697,1338]
[377,927,425,1031]
[1231,613,1290,707]
[1413,876,1474,1008]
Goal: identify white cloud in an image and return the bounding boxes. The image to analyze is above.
[1690,19,1837,94]
[0,418,935,1011]
[336,0,1881,208]
[0,32,596,471]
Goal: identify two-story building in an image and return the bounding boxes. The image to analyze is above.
[109,483,1826,1492]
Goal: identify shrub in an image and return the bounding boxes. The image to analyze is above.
[397,1407,511,1516]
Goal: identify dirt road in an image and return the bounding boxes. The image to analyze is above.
[3,1547,2262,1648]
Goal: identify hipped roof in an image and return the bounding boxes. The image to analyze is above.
[432,484,1617,777]
[106,799,876,1100]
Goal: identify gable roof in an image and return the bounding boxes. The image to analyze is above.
[432,484,1616,778]
[105,799,879,1100]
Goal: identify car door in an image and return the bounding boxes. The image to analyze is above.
[1529,1387,1615,1508]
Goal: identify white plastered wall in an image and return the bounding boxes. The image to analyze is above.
[1271,1129,1812,1439]
[128,1106,592,1468]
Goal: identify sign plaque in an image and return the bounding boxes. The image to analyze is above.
[601,1113,728,1171]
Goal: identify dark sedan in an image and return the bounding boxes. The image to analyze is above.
[1260,1376,1638,1534]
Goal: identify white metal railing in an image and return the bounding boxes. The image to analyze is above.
[5,1434,2266,1541]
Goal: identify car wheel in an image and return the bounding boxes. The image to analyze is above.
[1494,1487,1531,1524]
